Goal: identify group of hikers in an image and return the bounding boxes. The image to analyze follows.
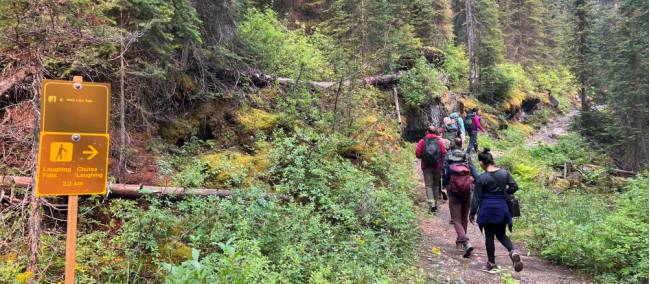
[415,107,524,272]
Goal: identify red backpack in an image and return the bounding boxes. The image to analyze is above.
[448,163,474,195]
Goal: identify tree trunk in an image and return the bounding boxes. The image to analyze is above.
[465,0,478,96]
[27,75,42,283]
[118,30,126,182]
[393,86,401,127]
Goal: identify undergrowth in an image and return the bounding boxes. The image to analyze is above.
[481,124,649,283]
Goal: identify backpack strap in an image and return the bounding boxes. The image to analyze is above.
[485,169,508,194]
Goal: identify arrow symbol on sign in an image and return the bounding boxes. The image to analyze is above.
[83,145,98,160]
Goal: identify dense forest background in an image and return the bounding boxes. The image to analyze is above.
[1,0,646,172]
[0,0,647,283]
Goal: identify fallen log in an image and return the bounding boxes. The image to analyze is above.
[581,164,636,177]
[0,176,288,200]
[0,66,35,96]
[221,68,405,90]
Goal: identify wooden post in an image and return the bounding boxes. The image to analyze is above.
[65,195,78,284]
[393,86,401,127]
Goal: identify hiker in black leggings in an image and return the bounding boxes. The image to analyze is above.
[469,148,523,272]
[483,224,514,265]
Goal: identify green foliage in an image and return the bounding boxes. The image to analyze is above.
[531,65,575,97]
[528,133,605,168]
[399,58,445,107]
[474,0,506,67]
[583,0,649,171]
[162,243,279,283]
[479,63,533,104]
[325,0,442,72]
[115,0,202,64]
[237,8,331,79]
[443,44,469,90]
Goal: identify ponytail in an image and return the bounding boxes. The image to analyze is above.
[478,148,494,165]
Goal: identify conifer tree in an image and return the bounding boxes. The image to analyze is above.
[602,0,649,170]
[500,0,547,66]
[569,0,595,110]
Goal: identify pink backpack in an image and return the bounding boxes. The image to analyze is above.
[448,163,474,195]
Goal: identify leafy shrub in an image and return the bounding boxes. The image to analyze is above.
[162,242,280,284]
[531,65,575,97]
[399,58,444,107]
[61,125,418,283]
[442,44,469,90]
[479,63,534,105]
[237,8,331,79]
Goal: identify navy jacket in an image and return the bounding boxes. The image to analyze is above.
[470,169,518,231]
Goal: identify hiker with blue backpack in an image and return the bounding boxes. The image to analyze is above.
[469,148,523,272]
[443,138,478,258]
[442,117,461,149]
[416,126,448,213]
[464,108,486,155]
[449,111,465,145]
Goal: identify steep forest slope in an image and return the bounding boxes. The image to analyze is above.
[0,1,647,283]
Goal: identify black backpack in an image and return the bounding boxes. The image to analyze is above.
[443,125,459,140]
[464,114,476,132]
[422,138,441,165]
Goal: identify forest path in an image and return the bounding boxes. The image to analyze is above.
[526,109,579,146]
[415,110,592,283]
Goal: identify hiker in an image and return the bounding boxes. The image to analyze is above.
[442,117,461,149]
[415,126,447,213]
[443,138,478,257]
[449,111,465,145]
[469,149,523,272]
[464,108,486,155]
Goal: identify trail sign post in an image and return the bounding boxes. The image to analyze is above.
[36,77,110,284]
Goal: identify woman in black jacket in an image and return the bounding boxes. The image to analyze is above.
[469,149,523,272]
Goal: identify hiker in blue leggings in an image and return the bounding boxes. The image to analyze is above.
[469,148,523,272]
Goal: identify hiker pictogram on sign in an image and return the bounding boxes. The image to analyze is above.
[50,142,73,162]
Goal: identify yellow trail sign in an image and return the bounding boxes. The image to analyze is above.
[36,78,111,196]
[41,80,110,134]
[36,132,109,196]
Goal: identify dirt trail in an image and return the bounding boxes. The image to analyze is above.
[526,109,579,146]
[416,110,592,283]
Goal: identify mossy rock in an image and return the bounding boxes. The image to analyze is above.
[201,147,271,188]
[160,241,193,264]
[202,151,254,185]
[160,118,200,145]
[422,46,446,68]
[235,106,281,132]
[553,178,571,190]
[502,89,526,111]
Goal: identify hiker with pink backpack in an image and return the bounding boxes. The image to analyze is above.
[443,138,479,258]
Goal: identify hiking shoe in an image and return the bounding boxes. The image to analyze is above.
[462,241,474,258]
[509,250,524,272]
[430,205,437,213]
[442,191,448,201]
[484,261,498,271]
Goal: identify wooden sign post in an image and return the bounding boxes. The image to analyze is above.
[36,76,110,284]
